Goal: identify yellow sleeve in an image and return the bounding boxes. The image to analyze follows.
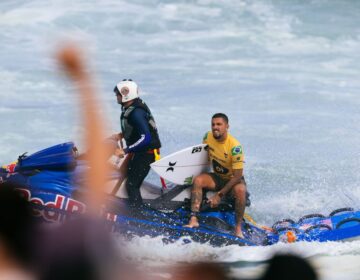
[202,131,209,144]
[231,144,244,169]
[202,132,210,162]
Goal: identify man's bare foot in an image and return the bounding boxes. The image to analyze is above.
[184,215,199,228]
[235,225,245,239]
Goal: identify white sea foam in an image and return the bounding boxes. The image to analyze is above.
[1,1,360,279]
[118,235,360,265]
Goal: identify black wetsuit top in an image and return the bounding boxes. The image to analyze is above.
[121,98,161,153]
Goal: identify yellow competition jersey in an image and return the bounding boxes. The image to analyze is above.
[203,131,244,180]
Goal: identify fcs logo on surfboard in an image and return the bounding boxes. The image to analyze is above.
[166,161,177,172]
[191,146,202,154]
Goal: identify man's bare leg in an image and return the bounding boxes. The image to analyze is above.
[184,174,216,228]
[184,184,202,228]
[233,183,246,238]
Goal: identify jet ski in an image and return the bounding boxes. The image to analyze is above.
[1,142,360,247]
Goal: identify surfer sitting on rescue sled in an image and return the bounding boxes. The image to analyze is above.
[184,113,247,238]
[111,79,161,206]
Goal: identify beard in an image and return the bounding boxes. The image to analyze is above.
[212,130,222,139]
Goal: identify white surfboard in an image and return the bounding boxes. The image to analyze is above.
[150,144,209,185]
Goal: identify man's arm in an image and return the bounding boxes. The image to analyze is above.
[219,142,245,196]
[218,169,243,197]
[110,133,124,158]
[110,132,123,144]
[124,108,152,153]
[208,169,243,208]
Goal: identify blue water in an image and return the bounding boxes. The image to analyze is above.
[1,1,360,279]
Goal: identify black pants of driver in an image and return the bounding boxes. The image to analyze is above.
[126,152,155,206]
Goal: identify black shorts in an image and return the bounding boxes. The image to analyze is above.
[207,172,246,191]
[207,172,250,206]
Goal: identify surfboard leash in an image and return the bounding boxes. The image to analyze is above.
[154,149,167,189]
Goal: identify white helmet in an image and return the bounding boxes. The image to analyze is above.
[114,79,139,103]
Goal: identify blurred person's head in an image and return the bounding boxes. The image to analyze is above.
[260,253,318,280]
[0,182,35,271]
[37,216,120,280]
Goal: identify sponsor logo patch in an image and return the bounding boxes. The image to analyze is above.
[212,159,229,175]
[191,146,202,154]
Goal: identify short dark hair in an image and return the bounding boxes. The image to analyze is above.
[212,113,228,124]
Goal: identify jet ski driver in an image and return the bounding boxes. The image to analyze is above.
[111,79,161,206]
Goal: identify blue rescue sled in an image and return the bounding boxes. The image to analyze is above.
[1,143,360,246]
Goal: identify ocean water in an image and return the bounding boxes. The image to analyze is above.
[1,0,360,279]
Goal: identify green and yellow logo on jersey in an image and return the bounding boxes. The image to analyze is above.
[231,145,242,156]
[203,132,209,141]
